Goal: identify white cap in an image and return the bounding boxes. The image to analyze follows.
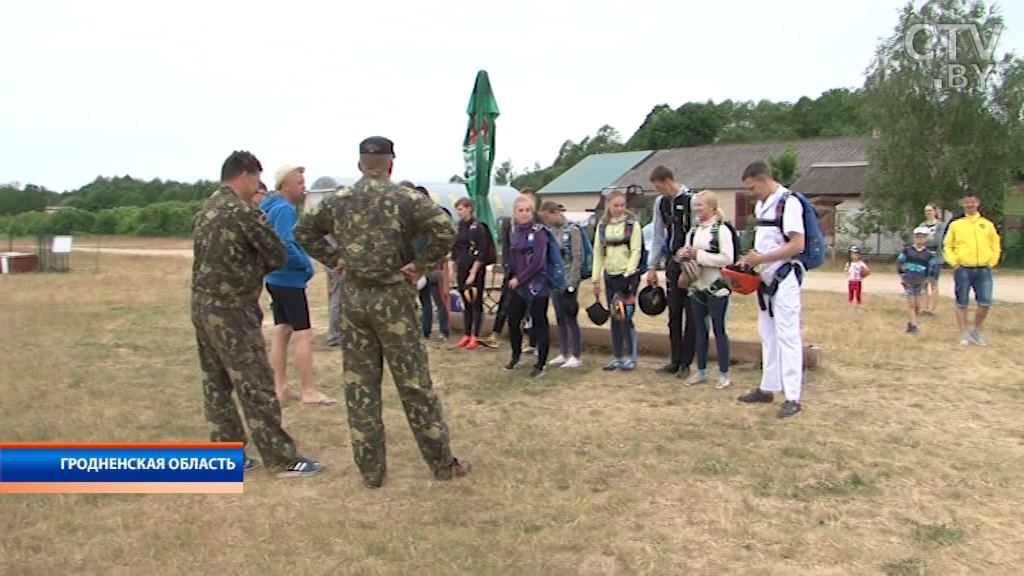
[913,226,930,236]
[274,165,305,190]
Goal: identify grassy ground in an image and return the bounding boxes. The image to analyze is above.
[2,251,1024,576]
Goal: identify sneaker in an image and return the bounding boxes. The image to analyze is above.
[276,457,323,479]
[906,322,917,334]
[504,358,519,371]
[683,373,707,386]
[464,336,479,349]
[777,400,802,418]
[620,360,637,371]
[959,333,971,346]
[523,346,537,355]
[603,359,624,371]
[715,377,732,390]
[676,366,692,380]
[970,329,987,346]
[738,388,774,403]
[435,458,472,481]
[243,458,261,472]
[549,354,567,366]
[655,363,680,374]
[561,357,582,369]
[529,366,545,378]
[454,335,471,348]
[480,334,500,348]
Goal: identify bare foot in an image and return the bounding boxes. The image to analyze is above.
[277,388,301,402]
[301,392,339,406]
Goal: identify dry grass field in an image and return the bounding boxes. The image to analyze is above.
[2,246,1024,576]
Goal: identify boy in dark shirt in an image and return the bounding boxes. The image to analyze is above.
[897,227,938,334]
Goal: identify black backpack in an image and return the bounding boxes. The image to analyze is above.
[468,220,497,266]
[657,189,695,252]
[687,219,740,264]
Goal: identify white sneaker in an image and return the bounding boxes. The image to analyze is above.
[715,377,732,389]
[523,346,537,354]
[561,357,582,369]
[683,373,707,386]
[959,333,971,346]
[549,354,567,365]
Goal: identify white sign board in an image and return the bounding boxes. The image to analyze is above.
[51,235,73,254]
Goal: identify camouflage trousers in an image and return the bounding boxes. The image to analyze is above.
[191,297,301,470]
[340,281,455,485]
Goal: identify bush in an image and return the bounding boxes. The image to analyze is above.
[4,201,202,238]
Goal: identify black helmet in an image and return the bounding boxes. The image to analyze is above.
[586,300,609,326]
[638,285,667,316]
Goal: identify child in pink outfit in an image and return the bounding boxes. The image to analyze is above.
[844,247,871,310]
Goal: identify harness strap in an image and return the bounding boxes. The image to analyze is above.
[756,262,804,318]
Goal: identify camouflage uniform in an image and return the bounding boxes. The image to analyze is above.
[294,175,468,487]
[191,186,303,470]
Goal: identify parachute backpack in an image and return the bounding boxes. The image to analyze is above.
[687,219,741,265]
[755,190,826,271]
[523,223,567,291]
[562,223,594,280]
[468,220,498,266]
[598,217,648,275]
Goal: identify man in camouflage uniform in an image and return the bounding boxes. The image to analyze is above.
[294,136,471,489]
[191,150,322,479]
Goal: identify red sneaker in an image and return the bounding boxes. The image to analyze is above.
[464,336,479,349]
[454,335,471,348]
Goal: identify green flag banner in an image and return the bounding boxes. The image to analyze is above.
[463,70,500,243]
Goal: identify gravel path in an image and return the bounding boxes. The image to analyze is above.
[78,247,1024,303]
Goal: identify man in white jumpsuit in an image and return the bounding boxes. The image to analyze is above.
[736,161,804,418]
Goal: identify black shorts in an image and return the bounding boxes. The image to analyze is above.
[265,284,311,330]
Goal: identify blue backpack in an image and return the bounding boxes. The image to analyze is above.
[524,223,567,291]
[598,217,648,275]
[755,190,825,271]
[562,223,594,280]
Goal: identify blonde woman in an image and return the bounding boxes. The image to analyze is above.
[592,190,644,371]
[503,194,551,378]
[678,190,734,389]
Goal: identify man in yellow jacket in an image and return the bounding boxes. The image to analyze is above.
[943,190,1001,346]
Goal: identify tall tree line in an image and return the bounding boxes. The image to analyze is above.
[506,89,873,191]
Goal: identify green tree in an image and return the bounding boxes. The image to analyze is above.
[861,0,1024,233]
[766,148,800,186]
[493,159,514,185]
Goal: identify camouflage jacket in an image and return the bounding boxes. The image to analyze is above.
[191,186,287,306]
[294,177,455,287]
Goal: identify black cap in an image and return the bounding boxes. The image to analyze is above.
[359,136,396,157]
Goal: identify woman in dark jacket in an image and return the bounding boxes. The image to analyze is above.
[504,194,550,378]
[451,197,489,349]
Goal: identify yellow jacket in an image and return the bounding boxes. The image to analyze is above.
[592,216,643,282]
[943,213,1001,268]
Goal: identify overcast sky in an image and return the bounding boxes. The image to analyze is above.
[1,0,1021,192]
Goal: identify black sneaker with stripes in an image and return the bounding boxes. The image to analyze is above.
[276,457,323,479]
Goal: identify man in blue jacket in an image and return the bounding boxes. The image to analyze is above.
[262,165,338,406]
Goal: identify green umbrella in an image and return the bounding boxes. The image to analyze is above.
[462,69,500,243]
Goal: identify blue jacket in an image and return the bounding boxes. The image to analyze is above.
[261,194,314,288]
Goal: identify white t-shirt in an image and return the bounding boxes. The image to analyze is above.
[753,185,804,283]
